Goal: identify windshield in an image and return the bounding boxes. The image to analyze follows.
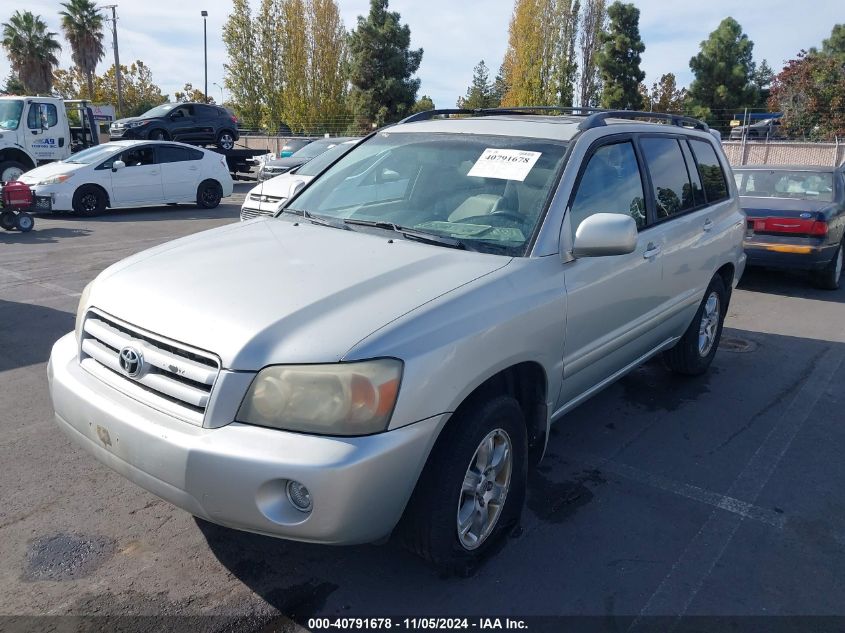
[292,139,344,160]
[296,142,357,177]
[65,144,121,164]
[0,99,23,130]
[734,169,835,202]
[140,103,176,118]
[287,132,568,256]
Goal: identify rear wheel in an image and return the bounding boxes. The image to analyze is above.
[196,180,223,209]
[400,395,526,574]
[813,242,843,290]
[216,130,235,150]
[72,185,107,216]
[664,275,727,376]
[0,210,16,230]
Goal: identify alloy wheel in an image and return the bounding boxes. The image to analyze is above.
[456,428,512,550]
[698,291,720,356]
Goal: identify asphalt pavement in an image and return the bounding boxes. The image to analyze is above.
[1,187,844,632]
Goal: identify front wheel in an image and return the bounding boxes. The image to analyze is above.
[813,242,843,290]
[15,212,34,232]
[149,129,168,141]
[0,210,17,230]
[72,185,107,216]
[400,395,526,574]
[663,274,728,376]
[196,180,223,209]
[0,160,27,182]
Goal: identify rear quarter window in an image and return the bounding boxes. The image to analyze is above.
[640,137,696,219]
[689,139,729,203]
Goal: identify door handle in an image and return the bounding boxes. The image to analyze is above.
[643,243,661,259]
[703,218,714,232]
[150,170,159,175]
[189,166,198,171]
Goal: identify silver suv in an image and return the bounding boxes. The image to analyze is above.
[48,108,746,572]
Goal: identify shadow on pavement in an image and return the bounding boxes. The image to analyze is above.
[0,227,91,244]
[0,299,72,371]
[738,266,845,304]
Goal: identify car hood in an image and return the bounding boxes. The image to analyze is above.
[18,160,87,184]
[89,219,511,370]
[264,157,308,170]
[248,173,312,199]
[111,116,152,126]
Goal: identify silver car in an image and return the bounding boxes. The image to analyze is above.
[48,108,746,572]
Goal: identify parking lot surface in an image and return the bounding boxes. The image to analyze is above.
[1,185,844,631]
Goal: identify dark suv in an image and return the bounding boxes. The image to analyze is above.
[110,103,240,150]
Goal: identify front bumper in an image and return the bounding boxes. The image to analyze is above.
[48,332,444,544]
[744,237,837,271]
[25,184,74,212]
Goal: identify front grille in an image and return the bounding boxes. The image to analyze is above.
[80,311,220,425]
[240,207,274,221]
[248,193,284,203]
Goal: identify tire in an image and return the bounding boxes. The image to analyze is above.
[196,180,223,209]
[0,160,28,182]
[0,210,16,230]
[663,274,728,376]
[72,185,107,217]
[148,129,168,141]
[813,242,843,290]
[216,130,236,150]
[400,395,527,574]
[15,212,34,232]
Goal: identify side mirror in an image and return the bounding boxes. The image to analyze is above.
[572,213,638,258]
[112,160,125,172]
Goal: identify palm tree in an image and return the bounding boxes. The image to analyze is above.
[1,11,62,95]
[59,0,105,100]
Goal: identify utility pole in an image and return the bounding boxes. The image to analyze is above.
[103,5,124,117]
[201,11,208,104]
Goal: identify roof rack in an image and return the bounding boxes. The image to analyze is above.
[398,106,709,132]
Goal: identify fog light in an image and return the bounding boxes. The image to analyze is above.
[286,480,312,512]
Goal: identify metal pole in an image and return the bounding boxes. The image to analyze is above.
[201,11,208,104]
[103,5,124,117]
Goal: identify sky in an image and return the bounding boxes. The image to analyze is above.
[0,0,840,110]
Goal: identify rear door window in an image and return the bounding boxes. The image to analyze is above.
[640,137,696,219]
[689,139,729,203]
[158,145,203,162]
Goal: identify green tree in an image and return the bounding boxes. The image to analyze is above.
[821,24,845,62]
[1,11,62,94]
[59,0,105,100]
[256,0,285,132]
[596,1,645,109]
[457,60,500,109]
[307,0,348,133]
[751,59,774,105]
[279,0,310,131]
[222,0,263,130]
[347,0,423,128]
[174,82,215,103]
[647,72,687,112]
[554,0,580,106]
[411,94,435,113]
[769,51,845,140]
[688,17,758,125]
[2,73,25,94]
[578,0,606,107]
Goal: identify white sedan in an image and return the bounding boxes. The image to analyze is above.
[241,138,358,221]
[19,140,234,216]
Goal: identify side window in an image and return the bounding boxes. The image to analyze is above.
[569,141,646,233]
[689,139,729,203]
[680,141,705,206]
[27,103,58,129]
[640,137,695,219]
[122,147,156,167]
[157,146,201,163]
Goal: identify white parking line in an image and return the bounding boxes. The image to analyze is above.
[629,347,845,629]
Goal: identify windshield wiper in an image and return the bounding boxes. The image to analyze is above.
[283,208,349,230]
[343,218,467,250]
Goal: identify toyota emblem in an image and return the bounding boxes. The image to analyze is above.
[118,346,144,378]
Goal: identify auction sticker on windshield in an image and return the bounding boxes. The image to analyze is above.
[467,148,542,181]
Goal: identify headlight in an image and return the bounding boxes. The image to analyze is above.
[38,173,73,185]
[237,359,403,435]
[126,120,149,128]
[75,281,94,342]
